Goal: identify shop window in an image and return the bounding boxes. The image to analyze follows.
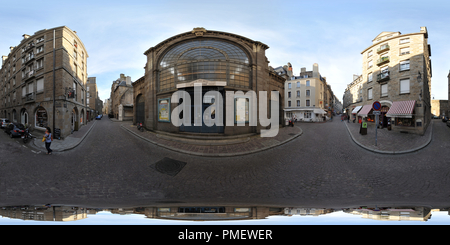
[395,117,415,127]
[35,106,48,128]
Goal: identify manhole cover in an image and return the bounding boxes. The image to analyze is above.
[150,157,187,176]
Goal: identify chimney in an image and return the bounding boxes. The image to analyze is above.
[2,55,8,66]
[312,63,319,78]
[126,76,131,85]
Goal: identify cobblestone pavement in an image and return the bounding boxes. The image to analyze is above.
[344,119,433,153]
[0,117,450,209]
[120,122,302,157]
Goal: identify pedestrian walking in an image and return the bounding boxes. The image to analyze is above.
[44,127,53,155]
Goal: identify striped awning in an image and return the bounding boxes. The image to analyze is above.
[357,105,373,117]
[386,100,416,118]
[351,106,362,114]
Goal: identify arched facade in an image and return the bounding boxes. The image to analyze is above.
[134,27,285,136]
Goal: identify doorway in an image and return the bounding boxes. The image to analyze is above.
[179,86,224,133]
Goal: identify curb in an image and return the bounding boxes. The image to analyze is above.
[120,124,303,157]
[343,120,433,155]
[32,120,98,152]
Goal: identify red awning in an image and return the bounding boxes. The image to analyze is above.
[386,100,416,118]
[357,105,373,117]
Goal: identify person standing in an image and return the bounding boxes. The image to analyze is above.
[44,127,53,155]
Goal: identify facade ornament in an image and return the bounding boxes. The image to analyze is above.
[192,27,207,36]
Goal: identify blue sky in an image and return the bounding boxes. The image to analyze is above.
[1,0,449,103]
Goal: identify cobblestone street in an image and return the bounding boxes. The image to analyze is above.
[1,117,450,209]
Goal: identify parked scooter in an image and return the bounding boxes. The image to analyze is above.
[22,128,34,143]
[137,122,144,132]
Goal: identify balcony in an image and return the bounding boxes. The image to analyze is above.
[24,70,35,80]
[24,53,35,64]
[377,56,390,66]
[377,44,390,54]
[377,71,390,83]
[25,92,35,102]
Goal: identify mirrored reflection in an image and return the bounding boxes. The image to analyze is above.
[0,204,448,224]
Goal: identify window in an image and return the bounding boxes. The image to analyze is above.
[399,38,410,44]
[73,81,77,100]
[36,46,44,54]
[368,88,373,100]
[37,78,44,92]
[367,50,373,57]
[36,58,44,70]
[288,101,291,107]
[297,100,300,107]
[28,82,34,93]
[296,91,300,97]
[22,86,26,97]
[400,78,410,94]
[288,92,291,98]
[296,81,300,88]
[400,60,410,71]
[306,80,310,86]
[381,84,388,97]
[288,83,291,89]
[306,100,310,106]
[368,73,373,82]
[400,47,410,55]
[306,90,310,96]
[368,60,373,68]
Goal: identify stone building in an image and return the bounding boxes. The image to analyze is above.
[110,74,133,121]
[448,70,450,117]
[0,26,89,138]
[283,63,328,122]
[344,27,432,135]
[87,77,103,120]
[431,99,448,118]
[133,27,285,136]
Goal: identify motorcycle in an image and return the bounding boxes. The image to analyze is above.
[137,122,144,132]
[22,128,34,143]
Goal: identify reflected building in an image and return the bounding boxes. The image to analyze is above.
[0,206,92,222]
[0,26,89,138]
[144,206,284,221]
[344,206,432,222]
[284,207,334,216]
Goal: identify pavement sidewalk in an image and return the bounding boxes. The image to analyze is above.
[32,120,97,153]
[121,123,303,157]
[343,119,433,154]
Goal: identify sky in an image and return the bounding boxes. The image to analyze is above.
[1,0,449,103]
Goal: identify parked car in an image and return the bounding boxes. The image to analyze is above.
[442,116,449,122]
[4,122,26,138]
[95,115,102,120]
[447,120,450,127]
[0,118,10,128]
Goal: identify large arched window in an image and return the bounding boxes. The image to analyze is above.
[158,39,251,92]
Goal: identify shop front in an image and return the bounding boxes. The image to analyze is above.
[351,106,362,123]
[386,100,417,133]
